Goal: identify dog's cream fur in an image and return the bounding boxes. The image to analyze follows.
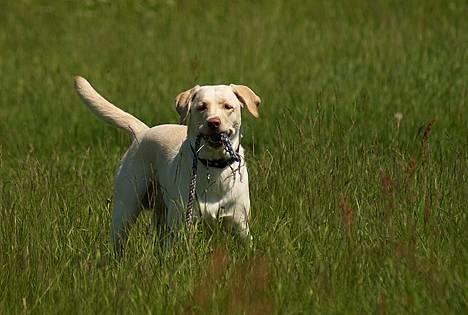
[74,76,261,252]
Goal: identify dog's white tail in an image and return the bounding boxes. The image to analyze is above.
[74,76,149,139]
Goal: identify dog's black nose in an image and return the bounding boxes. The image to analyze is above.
[207,116,221,129]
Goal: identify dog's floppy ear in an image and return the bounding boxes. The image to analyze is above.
[230,84,261,118]
[175,85,200,124]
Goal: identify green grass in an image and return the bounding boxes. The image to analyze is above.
[1,0,467,313]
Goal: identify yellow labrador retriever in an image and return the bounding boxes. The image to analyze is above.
[74,76,260,252]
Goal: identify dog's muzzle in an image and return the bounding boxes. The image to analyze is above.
[203,131,233,149]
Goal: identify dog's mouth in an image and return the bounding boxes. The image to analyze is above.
[203,133,224,149]
[202,131,233,149]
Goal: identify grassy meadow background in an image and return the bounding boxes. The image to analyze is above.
[0,0,467,313]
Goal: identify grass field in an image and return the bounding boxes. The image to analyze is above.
[0,0,467,313]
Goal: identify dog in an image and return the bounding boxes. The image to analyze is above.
[74,76,261,252]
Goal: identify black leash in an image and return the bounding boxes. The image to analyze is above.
[185,133,240,226]
[185,135,202,226]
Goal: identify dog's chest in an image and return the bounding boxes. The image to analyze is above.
[155,143,250,226]
[195,166,248,220]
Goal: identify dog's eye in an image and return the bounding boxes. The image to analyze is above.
[197,103,208,111]
[224,103,233,110]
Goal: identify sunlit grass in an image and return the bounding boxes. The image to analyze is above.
[0,0,466,314]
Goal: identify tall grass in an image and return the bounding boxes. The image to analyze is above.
[1,0,467,313]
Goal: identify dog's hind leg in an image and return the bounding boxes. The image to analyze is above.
[111,156,150,255]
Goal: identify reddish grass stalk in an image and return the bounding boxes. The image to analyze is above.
[405,157,417,183]
[339,194,353,238]
[424,196,431,226]
[189,247,229,312]
[380,171,395,219]
[228,255,271,315]
[421,119,436,161]
[377,292,386,315]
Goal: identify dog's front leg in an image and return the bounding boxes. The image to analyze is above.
[219,206,252,241]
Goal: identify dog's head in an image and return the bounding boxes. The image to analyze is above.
[175,84,261,159]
